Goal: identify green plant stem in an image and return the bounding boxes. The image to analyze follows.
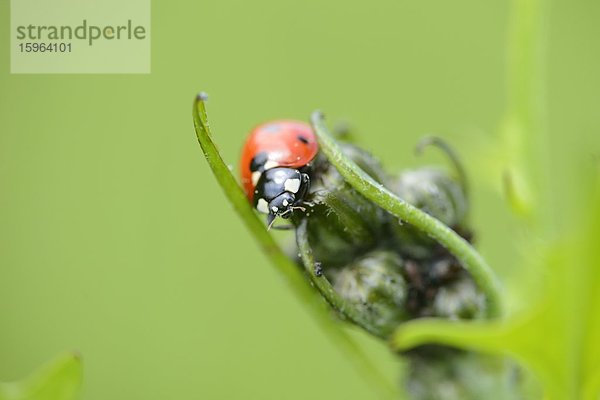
[505,0,545,140]
[311,111,503,319]
[500,0,546,220]
[192,94,397,399]
[390,318,509,352]
[415,135,469,199]
[295,218,387,339]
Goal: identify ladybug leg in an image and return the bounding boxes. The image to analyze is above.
[265,213,295,231]
[294,173,311,205]
[266,213,277,230]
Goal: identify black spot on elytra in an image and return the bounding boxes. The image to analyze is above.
[250,152,268,172]
[297,135,309,144]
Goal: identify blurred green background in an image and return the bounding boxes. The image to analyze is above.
[1,0,598,399]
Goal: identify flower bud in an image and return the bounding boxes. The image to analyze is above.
[390,167,469,259]
[402,256,486,319]
[331,250,409,336]
[301,144,389,267]
[431,277,485,319]
[404,347,520,400]
[337,143,389,184]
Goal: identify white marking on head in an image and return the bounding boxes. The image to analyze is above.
[252,171,262,186]
[271,206,279,213]
[282,199,289,207]
[284,178,301,193]
[257,198,269,214]
[263,160,278,170]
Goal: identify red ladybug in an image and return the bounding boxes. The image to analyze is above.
[240,120,318,226]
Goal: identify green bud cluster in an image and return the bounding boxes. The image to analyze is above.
[297,140,482,325]
[292,137,507,398]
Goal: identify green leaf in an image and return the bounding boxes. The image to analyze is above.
[0,353,82,400]
[191,94,396,399]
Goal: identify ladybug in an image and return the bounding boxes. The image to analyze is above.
[240,120,319,226]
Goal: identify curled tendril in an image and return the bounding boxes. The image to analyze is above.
[415,135,469,198]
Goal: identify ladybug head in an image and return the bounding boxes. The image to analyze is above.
[253,167,311,229]
[265,192,297,227]
[268,192,296,217]
[257,191,306,229]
